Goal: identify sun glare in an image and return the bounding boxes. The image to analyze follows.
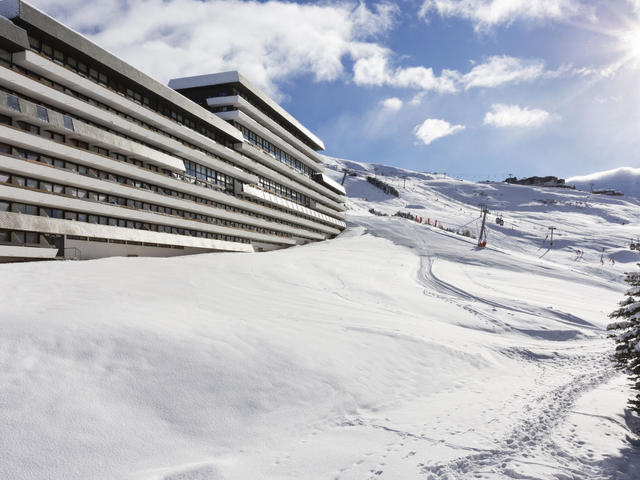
[620,26,640,62]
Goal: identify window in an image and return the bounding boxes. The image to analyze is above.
[91,145,108,156]
[42,43,53,58]
[62,116,74,131]
[53,49,64,64]
[11,176,25,187]
[43,131,65,143]
[25,232,39,244]
[36,106,49,122]
[14,203,38,215]
[7,95,20,112]
[17,122,40,135]
[0,201,8,212]
[0,114,11,126]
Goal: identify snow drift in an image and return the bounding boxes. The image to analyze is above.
[1,158,640,480]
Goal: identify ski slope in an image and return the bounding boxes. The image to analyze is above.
[1,159,640,480]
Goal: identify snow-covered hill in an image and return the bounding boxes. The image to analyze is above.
[2,158,640,480]
[568,166,640,197]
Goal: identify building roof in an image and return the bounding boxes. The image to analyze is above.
[169,71,325,152]
[0,0,244,144]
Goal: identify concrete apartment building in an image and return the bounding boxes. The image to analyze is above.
[0,0,346,261]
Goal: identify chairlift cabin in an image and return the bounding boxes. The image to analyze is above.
[495,215,504,226]
[631,242,636,251]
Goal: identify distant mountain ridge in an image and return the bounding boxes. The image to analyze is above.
[568,167,640,197]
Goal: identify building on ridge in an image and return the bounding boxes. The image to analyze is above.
[0,0,346,262]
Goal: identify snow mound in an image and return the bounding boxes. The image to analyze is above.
[2,157,640,479]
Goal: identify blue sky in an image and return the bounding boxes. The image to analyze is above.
[29,0,640,180]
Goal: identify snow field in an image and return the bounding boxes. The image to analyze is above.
[1,158,639,479]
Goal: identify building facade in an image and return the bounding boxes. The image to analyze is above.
[0,0,346,262]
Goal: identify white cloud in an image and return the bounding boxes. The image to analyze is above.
[353,52,458,93]
[380,97,404,111]
[483,103,551,128]
[354,54,558,93]
[413,118,465,145]
[29,0,398,98]
[420,0,585,31]
[461,56,545,89]
[28,0,590,100]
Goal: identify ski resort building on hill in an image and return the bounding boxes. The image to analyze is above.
[0,0,346,262]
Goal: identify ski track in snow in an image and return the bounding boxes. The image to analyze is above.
[3,158,640,480]
[420,355,616,479]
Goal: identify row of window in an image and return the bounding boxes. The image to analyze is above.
[0,101,241,196]
[205,84,319,151]
[259,176,311,207]
[236,124,314,178]
[0,139,336,231]
[3,67,252,192]
[0,170,291,238]
[0,229,43,246]
[0,201,252,244]
[3,84,329,218]
[26,34,236,148]
[3,88,320,213]
[183,160,233,191]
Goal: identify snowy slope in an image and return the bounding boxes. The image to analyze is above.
[2,159,640,480]
[568,166,640,197]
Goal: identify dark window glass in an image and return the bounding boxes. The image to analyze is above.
[63,116,74,131]
[53,49,64,63]
[7,95,20,112]
[0,201,8,212]
[42,43,53,58]
[0,114,11,125]
[12,176,25,187]
[36,106,49,122]
[25,232,38,244]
